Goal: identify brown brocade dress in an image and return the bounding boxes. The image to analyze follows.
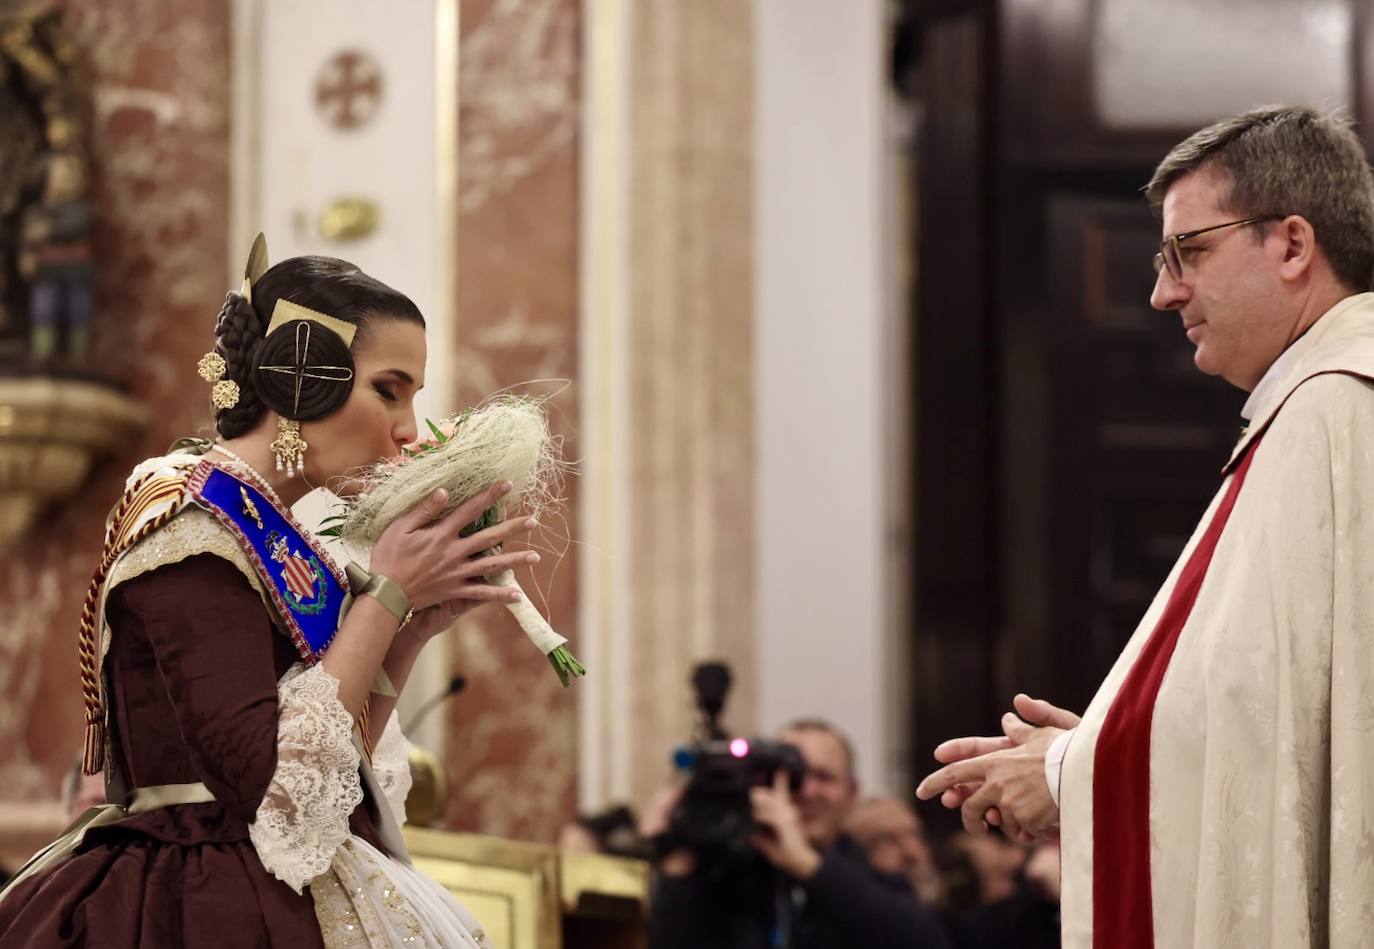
[0,451,489,948]
[0,553,395,946]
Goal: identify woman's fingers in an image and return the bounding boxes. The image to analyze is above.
[436,481,514,534]
[392,488,449,534]
[461,513,539,554]
[447,583,521,603]
[378,485,542,609]
[458,548,540,579]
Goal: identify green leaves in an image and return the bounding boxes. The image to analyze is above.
[316,512,348,539]
[458,504,501,540]
[547,644,586,687]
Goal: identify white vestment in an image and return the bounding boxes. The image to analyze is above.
[1060,292,1374,948]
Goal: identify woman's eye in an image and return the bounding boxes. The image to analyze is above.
[373,384,398,403]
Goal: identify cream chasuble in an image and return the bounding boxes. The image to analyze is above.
[1060,292,1374,948]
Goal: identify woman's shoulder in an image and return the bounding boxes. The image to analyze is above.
[122,444,207,486]
[102,441,252,593]
[108,506,267,602]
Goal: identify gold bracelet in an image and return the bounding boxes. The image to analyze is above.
[346,562,414,629]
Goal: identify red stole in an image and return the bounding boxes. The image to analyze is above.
[1091,438,1262,946]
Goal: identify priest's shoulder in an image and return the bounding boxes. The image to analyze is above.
[1285,369,1374,416]
[1267,369,1374,442]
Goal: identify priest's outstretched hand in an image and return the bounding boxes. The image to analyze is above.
[915,693,1080,843]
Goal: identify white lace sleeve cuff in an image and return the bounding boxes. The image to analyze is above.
[249,662,364,894]
[1045,727,1075,809]
[370,710,414,828]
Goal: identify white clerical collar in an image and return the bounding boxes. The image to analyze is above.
[1240,294,1370,421]
[1241,338,1304,421]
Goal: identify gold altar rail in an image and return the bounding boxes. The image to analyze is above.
[403,827,649,949]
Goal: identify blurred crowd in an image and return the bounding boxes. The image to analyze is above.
[560,717,1062,949]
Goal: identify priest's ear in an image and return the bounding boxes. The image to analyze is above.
[1273,214,1320,284]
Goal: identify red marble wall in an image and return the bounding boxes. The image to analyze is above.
[442,0,581,842]
[0,0,229,852]
[0,0,582,857]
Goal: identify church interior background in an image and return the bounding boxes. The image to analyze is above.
[0,0,1364,942]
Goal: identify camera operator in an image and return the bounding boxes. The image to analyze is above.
[645,719,951,949]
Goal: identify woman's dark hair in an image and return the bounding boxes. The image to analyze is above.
[212,256,424,438]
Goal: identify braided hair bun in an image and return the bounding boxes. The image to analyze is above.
[213,291,267,438]
[253,318,355,421]
[208,255,425,439]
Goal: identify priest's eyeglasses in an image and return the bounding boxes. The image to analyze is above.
[1152,215,1285,280]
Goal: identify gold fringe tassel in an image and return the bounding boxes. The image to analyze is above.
[357,696,375,765]
[78,473,185,775]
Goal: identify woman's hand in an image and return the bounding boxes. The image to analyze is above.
[368,481,540,612]
[395,579,511,649]
[404,595,475,643]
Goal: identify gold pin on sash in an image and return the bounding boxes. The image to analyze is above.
[240,486,264,531]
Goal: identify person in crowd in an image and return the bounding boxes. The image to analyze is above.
[645,718,951,949]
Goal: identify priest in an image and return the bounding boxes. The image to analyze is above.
[917,105,1374,948]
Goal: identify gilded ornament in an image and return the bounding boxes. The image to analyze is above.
[197,351,226,382]
[271,417,308,478]
[211,379,240,410]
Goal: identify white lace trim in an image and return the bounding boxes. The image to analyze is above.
[125,450,202,488]
[250,663,363,894]
[371,710,413,829]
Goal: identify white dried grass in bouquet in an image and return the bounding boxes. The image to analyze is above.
[331,395,582,685]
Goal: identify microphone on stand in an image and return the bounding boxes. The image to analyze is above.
[404,675,467,734]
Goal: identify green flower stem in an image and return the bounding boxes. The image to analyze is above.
[547,644,586,688]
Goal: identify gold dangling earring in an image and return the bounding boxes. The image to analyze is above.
[270,417,308,478]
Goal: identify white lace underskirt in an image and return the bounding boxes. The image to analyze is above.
[312,833,490,948]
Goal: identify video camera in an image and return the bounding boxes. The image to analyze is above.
[656,662,807,874]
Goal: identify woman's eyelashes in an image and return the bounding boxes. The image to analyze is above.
[373,382,398,403]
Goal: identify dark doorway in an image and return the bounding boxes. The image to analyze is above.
[901,0,1369,826]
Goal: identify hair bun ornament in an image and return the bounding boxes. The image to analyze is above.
[252,296,358,423]
[197,350,241,409]
[242,232,268,303]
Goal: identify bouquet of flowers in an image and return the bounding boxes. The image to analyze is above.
[324,395,583,685]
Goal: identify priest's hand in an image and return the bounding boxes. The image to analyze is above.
[916,710,1064,842]
[918,693,1080,823]
[1011,692,1080,730]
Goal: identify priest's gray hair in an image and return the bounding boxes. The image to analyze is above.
[1145,105,1374,292]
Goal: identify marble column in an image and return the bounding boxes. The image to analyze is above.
[442,0,582,842]
[580,0,756,810]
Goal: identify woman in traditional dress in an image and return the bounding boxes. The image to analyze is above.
[0,242,537,947]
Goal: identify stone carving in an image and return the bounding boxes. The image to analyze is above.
[314,48,383,131]
[0,1,95,368]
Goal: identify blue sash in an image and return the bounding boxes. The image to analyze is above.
[187,460,347,662]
